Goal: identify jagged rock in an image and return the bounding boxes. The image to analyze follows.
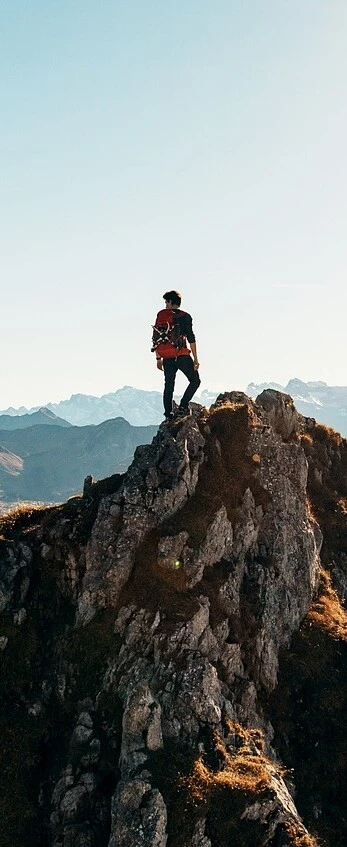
[70,722,93,748]
[19,573,30,603]
[256,389,300,439]
[220,642,244,682]
[13,606,27,625]
[60,785,89,822]
[108,780,167,847]
[83,475,94,497]
[80,737,101,768]
[231,486,259,558]
[191,820,212,847]
[331,554,347,602]
[78,711,93,729]
[212,390,254,409]
[242,417,322,688]
[0,544,30,612]
[157,531,189,570]
[183,505,233,587]
[1,392,346,846]
[78,418,205,623]
[241,767,310,845]
[178,653,222,724]
[120,682,163,779]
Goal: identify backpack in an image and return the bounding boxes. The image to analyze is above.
[151,309,186,353]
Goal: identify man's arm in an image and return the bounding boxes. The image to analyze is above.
[184,314,199,370]
[190,341,199,370]
[153,312,164,369]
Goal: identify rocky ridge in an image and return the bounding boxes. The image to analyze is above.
[0,390,346,847]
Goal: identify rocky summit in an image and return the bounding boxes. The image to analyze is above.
[0,390,346,847]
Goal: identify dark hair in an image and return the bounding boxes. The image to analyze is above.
[163,290,182,307]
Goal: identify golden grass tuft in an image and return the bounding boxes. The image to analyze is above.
[337,496,347,515]
[308,570,347,641]
[305,497,317,523]
[0,502,46,522]
[313,423,342,447]
[0,502,48,539]
[300,433,313,448]
[183,723,272,804]
[224,719,266,752]
[283,820,319,847]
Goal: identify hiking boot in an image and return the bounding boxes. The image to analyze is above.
[175,406,191,419]
[163,412,175,422]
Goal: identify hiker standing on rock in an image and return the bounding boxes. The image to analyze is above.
[152,290,200,421]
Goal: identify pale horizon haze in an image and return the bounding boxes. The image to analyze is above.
[1,1,347,410]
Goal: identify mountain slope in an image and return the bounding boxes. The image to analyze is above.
[0,407,71,430]
[0,446,23,475]
[0,417,157,503]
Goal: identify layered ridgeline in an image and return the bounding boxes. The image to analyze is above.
[0,391,346,847]
[0,418,157,509]
[0,408,72,431]
[0,387,218,427]
[3,381,347,433]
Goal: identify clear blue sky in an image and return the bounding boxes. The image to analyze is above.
[1,0,347,409]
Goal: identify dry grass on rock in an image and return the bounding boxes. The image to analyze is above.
[0,502,51,540]
[308,570,347,641]
[283,821,319,847]
[185,723,271,802]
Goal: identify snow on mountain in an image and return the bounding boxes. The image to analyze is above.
[1,387,219,427]
[4,380,347,435]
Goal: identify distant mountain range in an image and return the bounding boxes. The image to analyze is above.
[0,386,218,427]
[0,406,71,430]
[2,381,347,434]
[0,417,157,509]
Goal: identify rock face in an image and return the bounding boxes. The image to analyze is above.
[0,391,346,847]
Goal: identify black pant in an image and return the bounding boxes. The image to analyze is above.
[163,356,201,416]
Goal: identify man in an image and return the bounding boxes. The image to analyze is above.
[152,290,200,421]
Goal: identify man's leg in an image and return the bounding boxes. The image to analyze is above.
[163,359,178,417]
[177,356,201,410]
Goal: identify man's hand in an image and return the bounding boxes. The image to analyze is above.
[193,360,200,371]
[156,358,163,371]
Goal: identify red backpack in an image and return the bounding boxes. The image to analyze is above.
[151,309,187,353]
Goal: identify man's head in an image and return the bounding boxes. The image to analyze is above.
[163,290,181,308]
